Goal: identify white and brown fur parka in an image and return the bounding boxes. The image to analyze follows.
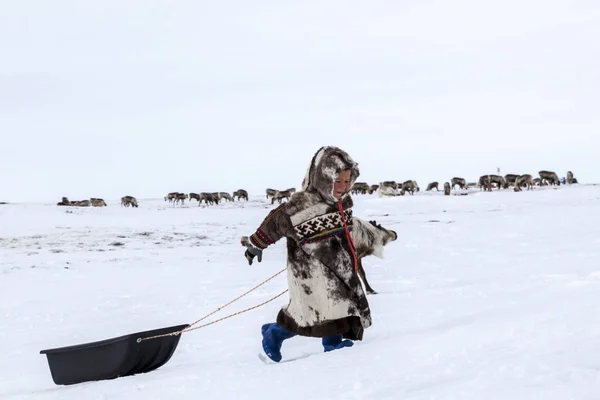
[246,146,395,341]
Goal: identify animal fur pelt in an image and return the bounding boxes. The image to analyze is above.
[245,146,394,340]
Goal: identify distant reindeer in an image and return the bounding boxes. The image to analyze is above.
[488,175,506,190]
[271,188,296,204]
[381,181,398,190]
[504,174,519,188]
[400,180,419,195]
[567,171,576,184]
[539,170,560,186]
[368,184,379,194]
[173,193,187,205]
[478,175,492,191]
[451,177,467,190]
[351,182,370,195]
[165,192,185,203]
[426,182,439,191]
[232,189,249,201]
[265,188,277,199]
[444,182,451,195]
[378,182,398,197]
[514,174,534,191]
[218,192,234,202]
[210,192,224,204]
[90,198,107,207]
[121,196,138,207]
[198,192,218,205]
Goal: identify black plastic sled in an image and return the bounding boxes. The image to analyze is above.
[40,323,189,385]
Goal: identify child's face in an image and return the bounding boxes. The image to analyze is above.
[333,170,352,200]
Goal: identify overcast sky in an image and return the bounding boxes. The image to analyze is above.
[1,1,599,202]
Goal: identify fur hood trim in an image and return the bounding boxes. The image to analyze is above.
[300,146,360,204]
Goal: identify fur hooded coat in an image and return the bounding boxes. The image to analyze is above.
[248,146,388,340]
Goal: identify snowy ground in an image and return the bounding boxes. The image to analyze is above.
[2,185,600,399]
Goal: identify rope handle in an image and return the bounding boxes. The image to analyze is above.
[139,267,287,342]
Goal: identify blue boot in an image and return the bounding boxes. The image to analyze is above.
[261,323,296,362]
[322,334,354,352]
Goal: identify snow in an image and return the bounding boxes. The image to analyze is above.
[2,185,600,399]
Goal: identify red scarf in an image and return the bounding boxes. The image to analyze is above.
[337,200,357,272]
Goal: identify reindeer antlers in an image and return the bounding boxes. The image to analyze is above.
[369,220,383,229]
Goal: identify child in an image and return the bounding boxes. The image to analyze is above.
[243,146,394,362]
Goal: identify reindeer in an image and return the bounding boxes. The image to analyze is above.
[425,182,439,191]
[271,188,296,205]
[121,196,138,207]
[188,193,201,203]
[451,177,467,190]
[368,184,379,194]
[444,182,451,195]
[265,188,277,199]
[351,182,370,195]
[218,192,234,202]
[210,192,224,204]
[207,192,231,203]
[378,182,398,197]
[381,181,398,190]
[164,192,184,203]
[173,193,187,205]
[351,218,398,295]
[539,170,560,186]
[73,200,90,207]
[515,174,534,191]
[90,198,107,207]
[57,197,70,206]
[478,175,493,191]
[198,192,217,205]
[400,180,419,195]
[504,174,519,189]
[233,189,249,201]
[567,171,576,184]
[488,175,506,190]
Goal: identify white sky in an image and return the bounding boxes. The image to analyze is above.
[1,1,599,202]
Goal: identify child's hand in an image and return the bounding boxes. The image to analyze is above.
[245,246,263,265]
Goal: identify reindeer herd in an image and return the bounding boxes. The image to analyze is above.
[56,196,138,207]
[163,190,249,206]
[352,170,578,197]
[53,170,578,209]
[163,188,296,207]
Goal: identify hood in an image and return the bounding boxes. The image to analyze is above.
[300,146,360,204]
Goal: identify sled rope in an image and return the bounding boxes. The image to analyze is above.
[139,267,288,342]
[176,289,288,334]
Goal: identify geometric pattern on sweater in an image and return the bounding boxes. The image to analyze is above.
[293,209,352,244]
